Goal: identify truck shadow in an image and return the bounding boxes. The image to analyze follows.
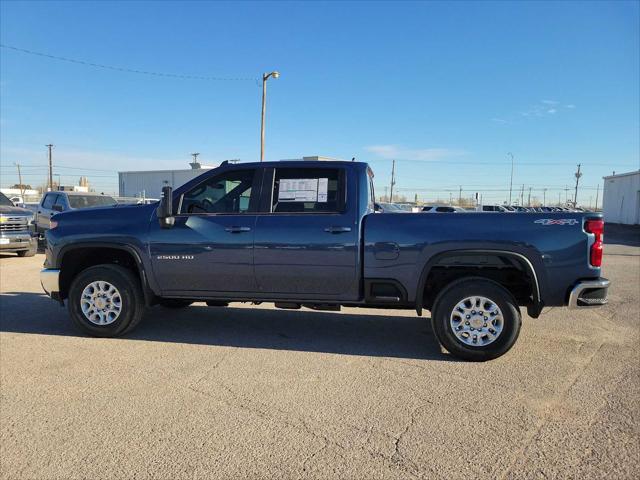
[0,292,452,361]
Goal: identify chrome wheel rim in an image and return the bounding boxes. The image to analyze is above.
[80,281,122,325]
[449,296,504,347]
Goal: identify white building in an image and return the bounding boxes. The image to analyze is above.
[118,161,219,199]
[602,170,640,225]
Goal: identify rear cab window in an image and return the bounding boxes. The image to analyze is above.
[270,167,345,213]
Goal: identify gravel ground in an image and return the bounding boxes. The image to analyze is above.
[1,226,638,479]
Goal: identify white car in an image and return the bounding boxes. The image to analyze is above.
[421,205,466,213]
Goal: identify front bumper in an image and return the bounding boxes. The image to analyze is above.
[0,234,37,252]
[40,268,61,300]
[568,278,610,309]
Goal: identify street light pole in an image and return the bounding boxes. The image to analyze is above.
[260,71,280,162]
[507,152,514,205]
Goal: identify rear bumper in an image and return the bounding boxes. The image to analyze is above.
[40,268,61,300]
[568,278,610,309]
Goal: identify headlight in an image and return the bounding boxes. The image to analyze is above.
[26,214,35,224]
[50,219,58,229]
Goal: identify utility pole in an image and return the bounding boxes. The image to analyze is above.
[573,163,582,205]
[520,184,524,206]
[449,192,453,205]
[595,183,600,211]
[558,192,561,206]
[46,144,54,191]
[543,188,547,206]
[527,187,532,207]
[507,152,514,205]
[14,163,24,197]
[458,186,462,205]
[389,160,396,203]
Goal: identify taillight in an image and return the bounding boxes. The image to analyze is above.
[585,219,604,267]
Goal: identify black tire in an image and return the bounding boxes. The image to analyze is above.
[431,277,521,361]
[17,243,37,257]
[68,264,145,337]
[158,299,193,308]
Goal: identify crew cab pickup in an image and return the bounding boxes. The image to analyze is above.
[40,160,609,361]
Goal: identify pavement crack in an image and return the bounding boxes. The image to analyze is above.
[498,340,607,480]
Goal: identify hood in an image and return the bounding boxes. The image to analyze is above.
[0,205,33,216]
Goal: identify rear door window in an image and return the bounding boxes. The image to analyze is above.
[271,168,344,213]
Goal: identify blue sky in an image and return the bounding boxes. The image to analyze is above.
[1,0,638,204]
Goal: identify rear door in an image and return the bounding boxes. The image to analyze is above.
[253,165,359,300]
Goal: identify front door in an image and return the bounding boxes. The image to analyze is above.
[253,166,359,300]
[37,193,58,231]
[149,168,260,295]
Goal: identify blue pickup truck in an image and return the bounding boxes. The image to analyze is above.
[40,160,609,361]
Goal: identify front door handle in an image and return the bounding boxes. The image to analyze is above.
[324,226,352,234]
[225,226,251,233]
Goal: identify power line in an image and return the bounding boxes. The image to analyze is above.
[0,44,257,82]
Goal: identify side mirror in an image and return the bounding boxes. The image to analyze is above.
[52,204,64,212]
[157,185,175,229]
[374,203,382,213]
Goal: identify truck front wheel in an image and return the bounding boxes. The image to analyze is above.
[68,265,145,337]
[431,278,521,361]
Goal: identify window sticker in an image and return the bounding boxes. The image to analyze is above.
[317,178,328,203]
[278,178,329,202]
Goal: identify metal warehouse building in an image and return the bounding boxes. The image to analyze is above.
[118,161,219,199]
[602,170,640,225]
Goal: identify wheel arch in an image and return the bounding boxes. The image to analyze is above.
[58,242,155,305]
[415,249,542,318]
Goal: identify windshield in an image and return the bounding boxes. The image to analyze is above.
[0,192,14,207]
[68,195,117,209]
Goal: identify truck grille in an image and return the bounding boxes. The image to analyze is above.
[0,217,29,233]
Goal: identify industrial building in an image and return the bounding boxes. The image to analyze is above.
[118,160,219,199]
[602,170,640,225]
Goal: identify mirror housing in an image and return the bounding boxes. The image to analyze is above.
[157,185,175,229]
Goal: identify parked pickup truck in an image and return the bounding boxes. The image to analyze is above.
[40,160,609,361]
[36,191,118,233]
[0,192,38,257]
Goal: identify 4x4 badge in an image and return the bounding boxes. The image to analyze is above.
[534,219,579,226]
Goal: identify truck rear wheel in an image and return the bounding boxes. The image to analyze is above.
[68,265,145,337]
[431,278,521,361]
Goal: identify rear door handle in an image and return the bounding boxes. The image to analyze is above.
[225,226,251,233]
[324,226,352,234]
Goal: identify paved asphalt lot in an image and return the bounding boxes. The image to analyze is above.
[1,226,638,479]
